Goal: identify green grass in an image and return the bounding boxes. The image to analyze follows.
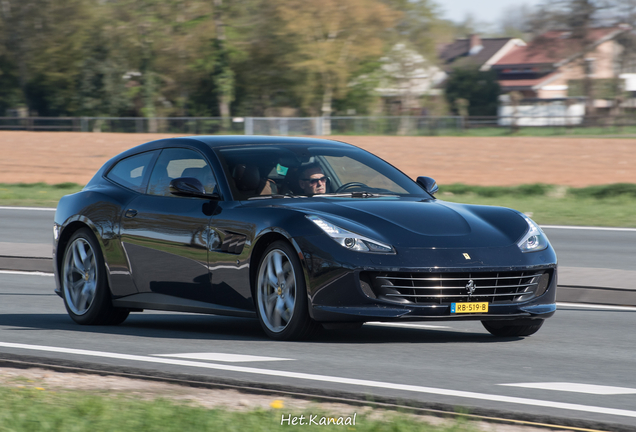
[0,386,477,432]
[1,182,635,227]
[331,125,636,137]
[0,182,83,208]
[439,125,636,137]
[439,183,636,227]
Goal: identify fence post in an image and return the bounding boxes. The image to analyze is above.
[245,117,253,135]
[80,117,89,132]
[314,117,323,136]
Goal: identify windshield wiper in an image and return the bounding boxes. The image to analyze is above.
[247,194,297,200]
[320,192,398,198]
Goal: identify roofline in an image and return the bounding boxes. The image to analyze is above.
[554,27,628,68]
[440,37,518,66]
[494,27,629,69]
[532,72,564,90]
[480,38,527,71]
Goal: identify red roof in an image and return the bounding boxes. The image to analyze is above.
[495,27,625,66]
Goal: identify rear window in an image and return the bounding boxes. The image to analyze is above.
[106,151,156,192]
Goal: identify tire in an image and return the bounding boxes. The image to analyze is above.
[482,319,544,337]
[61,228,129,326]
[255,240,318,340]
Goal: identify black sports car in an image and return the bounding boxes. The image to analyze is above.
[53,136,557,340]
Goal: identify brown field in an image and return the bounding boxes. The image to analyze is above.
[1,131,635,186]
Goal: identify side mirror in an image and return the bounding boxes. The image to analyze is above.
[416,176,438,195]
[169,177,220,199]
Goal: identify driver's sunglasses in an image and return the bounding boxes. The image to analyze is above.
[302,176,328,186]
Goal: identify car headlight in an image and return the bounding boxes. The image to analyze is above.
[517,215,549,253]
[307,215,395,254]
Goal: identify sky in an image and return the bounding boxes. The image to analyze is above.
[438,0,544,24]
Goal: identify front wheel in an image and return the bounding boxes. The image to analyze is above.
[255,241,317,340]
[61,228,129,326]
[482,319,544,337]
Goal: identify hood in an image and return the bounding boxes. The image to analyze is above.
[263,197,529,249]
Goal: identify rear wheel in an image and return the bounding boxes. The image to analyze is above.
[482,319,544,337]
[255,241,317,340]
[61,228,129,325]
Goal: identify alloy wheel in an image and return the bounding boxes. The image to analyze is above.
[257,248,297,333]
[62,237,97,316]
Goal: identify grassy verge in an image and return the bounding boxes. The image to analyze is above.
[437,125,636,137]
[0,183,83,208]
[439,183,636,227]
[0,386,476,432]
[1,182,635,227]
[332,125,636,137]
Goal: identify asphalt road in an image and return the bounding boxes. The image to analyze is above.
[1,207,636,270]
[1,272,635,430]
[542,226,636,271]
[2,206,636,289]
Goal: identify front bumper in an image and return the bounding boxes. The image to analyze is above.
[297,236,558,323]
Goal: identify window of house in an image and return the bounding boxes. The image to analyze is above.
[585,58,596,76]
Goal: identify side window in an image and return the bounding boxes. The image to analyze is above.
[106,151,156,193]
[147,148,217,197]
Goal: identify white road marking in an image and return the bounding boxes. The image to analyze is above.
[500,383,636,395]
[366,322,451,329]
[0,270,54,277]
[0,206,56,211]
[154,353,293,362]
[541,225,636,232]
[557,302,636,312]
[1,341,636,419]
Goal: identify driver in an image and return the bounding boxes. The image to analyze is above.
[298,163,327,196]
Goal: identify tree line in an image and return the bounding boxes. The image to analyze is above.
[0,0,451,120]
[0,0,634,121]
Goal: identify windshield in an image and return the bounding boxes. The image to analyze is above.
[214,144,428,200]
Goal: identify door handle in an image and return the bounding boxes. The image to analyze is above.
[125,209,138,218]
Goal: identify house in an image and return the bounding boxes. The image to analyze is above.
[438,35,526,72]
[374,43,446,115]
[493,26,629,101]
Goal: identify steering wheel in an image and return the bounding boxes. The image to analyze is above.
[335,182,368,193]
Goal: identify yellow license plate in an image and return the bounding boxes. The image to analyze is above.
[451,302,488,314]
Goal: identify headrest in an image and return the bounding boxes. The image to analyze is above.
[181,167,203,179]
[232,164,260,191]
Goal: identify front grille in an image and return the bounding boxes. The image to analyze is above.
[363,270,550,304]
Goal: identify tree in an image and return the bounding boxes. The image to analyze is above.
[498,4,536,38]
[445,66,500,116]
[103,0,218,122]
[0,0,95,116]
[384,0,455,55]
[376,42,444,132]
[268,0,398,133]
[211,0,234,129]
